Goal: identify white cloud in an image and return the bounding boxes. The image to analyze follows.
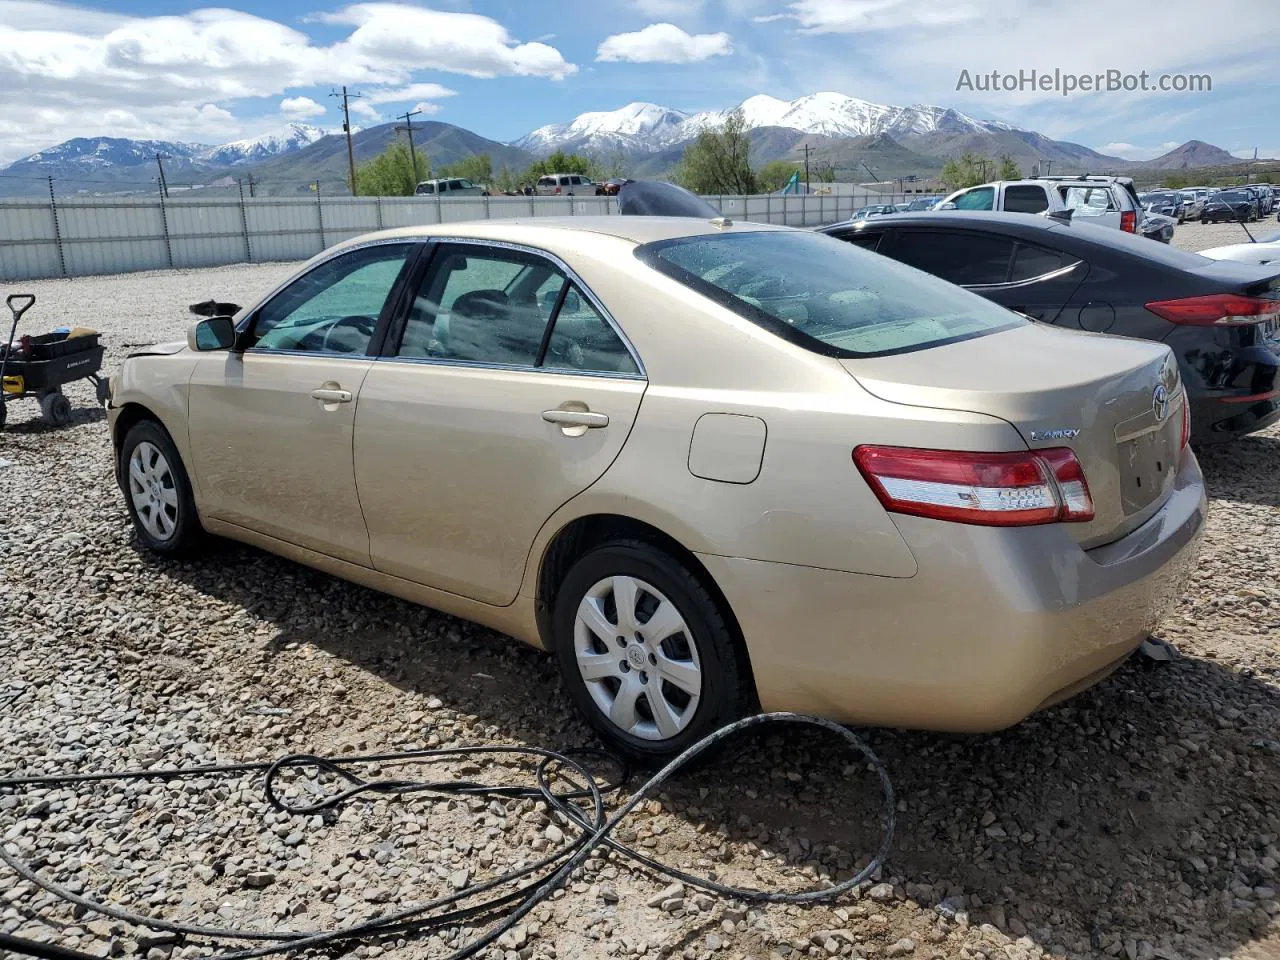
[280,96,327,119]
[597,23,734,64]
[349,100,383,122]
[1098,141,1181,161]
[411,101,442,116]
[752,13,788,22]
[324,3,576,80]
[0,0,574,164]
[363,82,457,105]
[631,0,707,15]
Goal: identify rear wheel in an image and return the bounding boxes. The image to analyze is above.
[552,540,752,762]
[39,390,71,426]
[119,420,202,554]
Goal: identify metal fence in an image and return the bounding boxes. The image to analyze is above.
[0,189,919,281]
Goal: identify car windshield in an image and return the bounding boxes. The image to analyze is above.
[635,230,1023,358]
[1218,191,1246,201]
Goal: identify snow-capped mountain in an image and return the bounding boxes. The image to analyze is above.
[515,92,1014,156]
[16,137,208,170]
[4,125,329,179]
[514,102,691,155]
[199,123,326,166]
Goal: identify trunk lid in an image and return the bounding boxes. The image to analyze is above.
[841,324,1184,548]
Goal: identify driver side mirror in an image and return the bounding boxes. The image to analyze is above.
[938,202,957,210]
[188,315,236,352]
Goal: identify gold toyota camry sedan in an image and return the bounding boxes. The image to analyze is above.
[108,212,1206,759]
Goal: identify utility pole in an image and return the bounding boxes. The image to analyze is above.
[247,172,256,198]
[155,153,170,198]
[331,86,363,195]
[802,143,813,194]
[1041,159,1053,177]
[860,161,877,185]
[396,108,424,180]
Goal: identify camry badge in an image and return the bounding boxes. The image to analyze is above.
[1152,384,1170,422]
[1029,428,1080,441]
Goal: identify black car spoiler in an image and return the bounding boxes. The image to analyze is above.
[617,181,722,218]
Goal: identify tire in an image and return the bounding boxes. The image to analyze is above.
[118,419,203,554]
[40,390,71,426]
[551,539,753,762]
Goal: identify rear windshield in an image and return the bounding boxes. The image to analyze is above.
[635,230,1023,358]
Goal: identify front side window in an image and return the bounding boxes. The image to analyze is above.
[889,231,1015,286]
[953,187,995,211]
[397,245,637,374]
[1003,185,1049,214]
[248,243,413,354]
[833,230,884,251]
[637,230,1022,358]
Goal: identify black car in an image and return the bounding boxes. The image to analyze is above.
[1202,190,1258,223]
[819,211,1280,442]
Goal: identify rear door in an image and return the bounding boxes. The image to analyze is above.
[353,241,646,605]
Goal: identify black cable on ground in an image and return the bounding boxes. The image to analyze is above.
[0,712,894,960]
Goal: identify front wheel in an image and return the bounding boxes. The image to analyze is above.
[119,420,203,554]
[552,540,753,762]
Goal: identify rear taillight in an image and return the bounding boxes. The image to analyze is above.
[1121,210,1137,233]
[555,187,562,195]
[1145,294,1280,326]
[853,446,1095,527]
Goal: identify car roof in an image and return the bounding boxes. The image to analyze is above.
[323,216,790,256]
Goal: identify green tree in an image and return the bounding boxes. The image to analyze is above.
[354,141,429,196]
[1162,173,1191,189]
[939,152,990,190]
[673,109,758,195]
[996,154,1021,180]
[493,164,522,193]
[523,151,601,182]
[758,159,802,192]
[813,159,837,183]
[438,153,493,185]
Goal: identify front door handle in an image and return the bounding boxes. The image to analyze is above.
[312,386,352,403]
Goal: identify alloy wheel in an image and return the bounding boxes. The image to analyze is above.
[573,575,703,741]
[128,441,179,541]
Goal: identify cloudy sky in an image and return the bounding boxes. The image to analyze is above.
[0,0,1274,166]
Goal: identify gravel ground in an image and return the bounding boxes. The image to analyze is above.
[1,256,1278,960]
[1170,217,1277,253]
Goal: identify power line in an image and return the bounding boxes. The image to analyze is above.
[331,85,363,194]
[154,152,170,199]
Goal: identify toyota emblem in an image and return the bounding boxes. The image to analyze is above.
[1152,384,1170,422]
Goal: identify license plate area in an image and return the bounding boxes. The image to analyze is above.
[1118,427,1178,515]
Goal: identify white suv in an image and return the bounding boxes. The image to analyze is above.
[535,173,595,196]
[940,176,1145,234]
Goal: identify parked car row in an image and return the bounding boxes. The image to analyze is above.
[104,180,1265,761]
[1140,184,1279,224]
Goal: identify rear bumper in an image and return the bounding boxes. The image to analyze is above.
[1170,330,1280,441]
[700,451,1206,733]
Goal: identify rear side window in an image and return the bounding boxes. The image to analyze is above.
[888,231,1014,286]
[953,187,995,211]
[836,230,883,251]
[636,230,1022,358]
[1059,186,1116,216]
[417,182,435,195]
[538,177,554,187]
[1003,185,1049,214]
[1009,244,1075,282]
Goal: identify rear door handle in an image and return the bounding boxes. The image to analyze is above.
[312,387,352,403]
[542,409,609,428]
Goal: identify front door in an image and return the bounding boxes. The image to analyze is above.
[187,241,416,566]
[354,241,646,605]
